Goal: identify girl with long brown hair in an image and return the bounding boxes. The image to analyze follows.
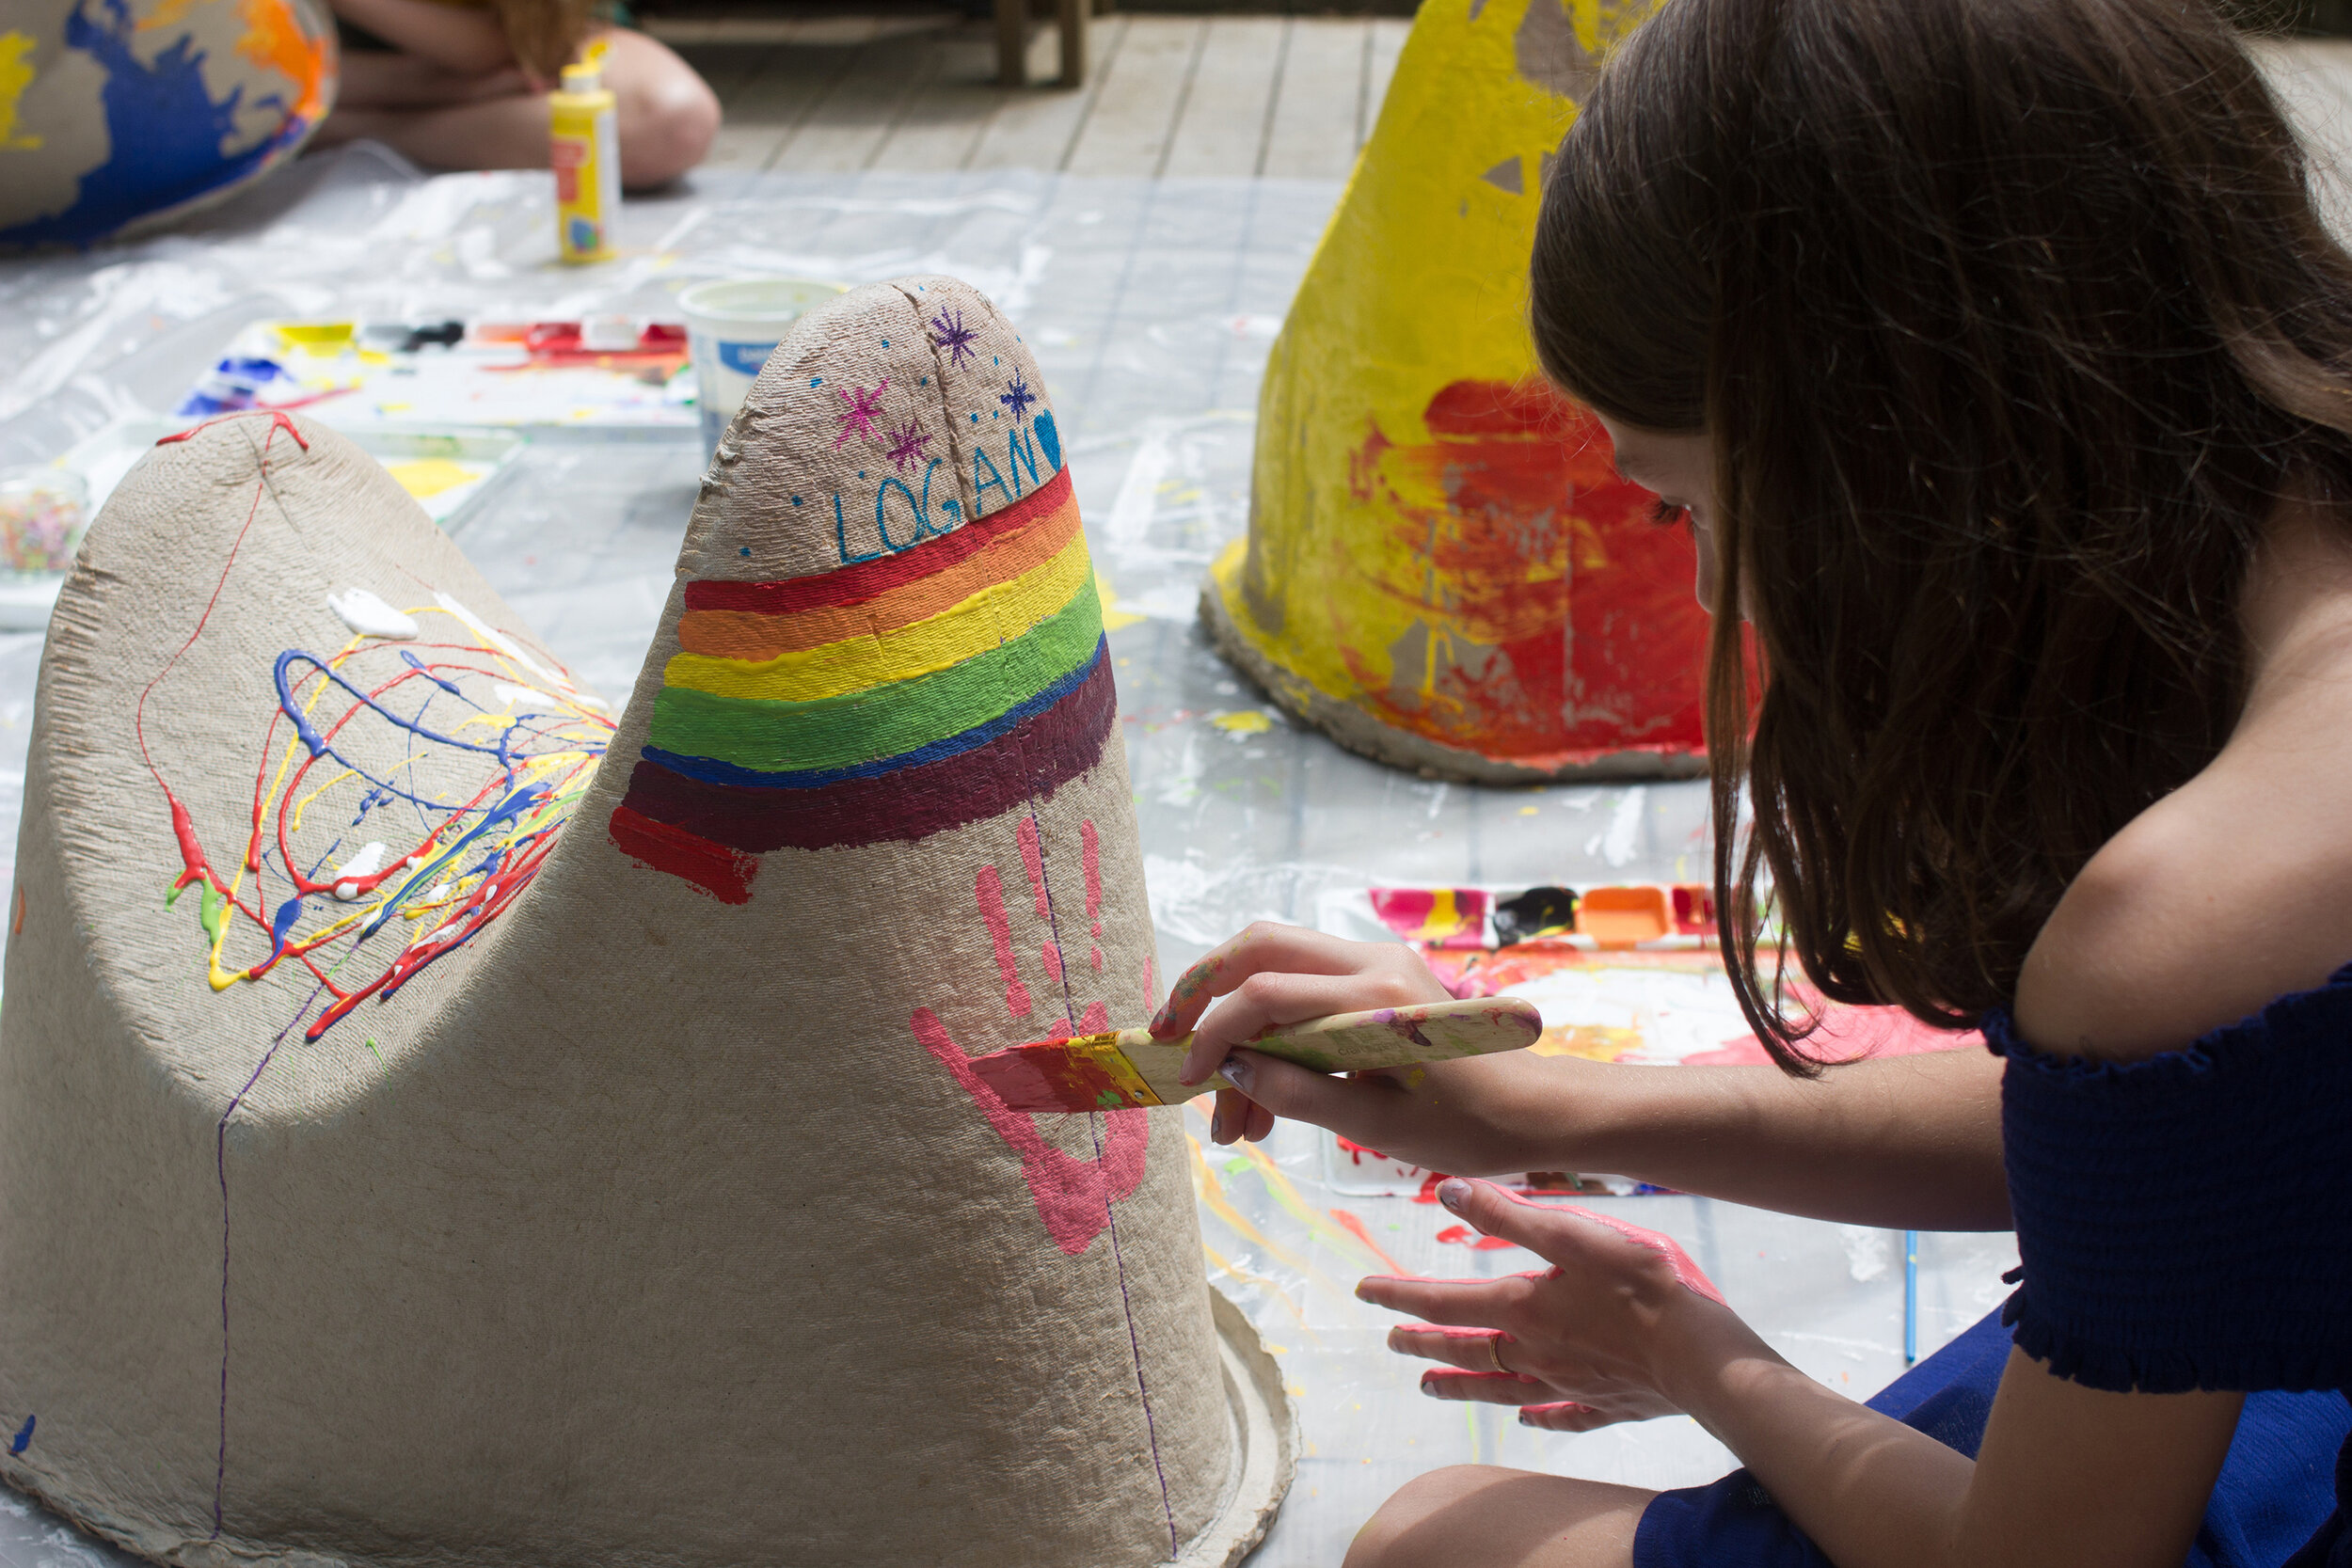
[315,0,719,188]
[1164,0,2352,1562]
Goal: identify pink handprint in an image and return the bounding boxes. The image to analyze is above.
[912,815,1146,1256]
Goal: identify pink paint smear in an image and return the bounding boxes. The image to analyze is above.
[912,1007,1148,1256]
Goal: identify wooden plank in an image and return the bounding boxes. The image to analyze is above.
[966,14,1126,170]
[996,0,1027,87]
[775,34,949,173]
[1063,15,1203,178]
[870,32,1007,172]
[704,45,846,173]
[1160,16,1284,179]
[675,41,758,104]
[1262,17,1364,180]
[1363,18,1408,149]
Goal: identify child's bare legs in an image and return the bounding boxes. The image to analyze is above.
[318,29,720,188]
[1343,1468,1652,1568]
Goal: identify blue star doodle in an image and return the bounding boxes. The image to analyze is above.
[929,309,980,368]
[999,375,1037,422]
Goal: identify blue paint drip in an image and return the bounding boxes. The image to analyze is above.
[275,651,502,766]
[1035,409,1061,472]
[354,783,550,941]
[10,1415,32,1455]
[0,0,313,248]
[269,895,303,952]
[401,650,463,697]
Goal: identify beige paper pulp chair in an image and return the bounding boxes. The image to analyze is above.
[0,277,1290,1568]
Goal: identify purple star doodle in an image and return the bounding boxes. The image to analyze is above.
[834,381,888,448]
[930,309,980,368]
[883,420,935,474]
[999,375,1037,422]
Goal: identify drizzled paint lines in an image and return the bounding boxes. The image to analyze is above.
[610,467,1116,901]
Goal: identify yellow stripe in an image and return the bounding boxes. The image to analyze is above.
[662,531,1093,703]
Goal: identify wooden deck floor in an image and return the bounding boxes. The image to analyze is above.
[659,12,1411,178]
[659,20,2352,190]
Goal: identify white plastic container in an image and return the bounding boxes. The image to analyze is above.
[677,278,848,454]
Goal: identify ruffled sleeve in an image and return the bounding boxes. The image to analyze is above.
[1988,967,2352,1394]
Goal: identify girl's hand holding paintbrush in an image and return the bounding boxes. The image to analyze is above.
[1160,922,1566,1172]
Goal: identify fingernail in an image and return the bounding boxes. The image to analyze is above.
[1210,1105,1227,1142]
[1438,1178,1470,1212]
[1224,1055,1253,1093]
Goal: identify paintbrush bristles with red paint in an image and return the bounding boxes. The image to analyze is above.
[969,997,1544,1114]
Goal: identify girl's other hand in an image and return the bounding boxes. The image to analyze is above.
[1152,923,1565,1169]
[1362,1178,1763,1432]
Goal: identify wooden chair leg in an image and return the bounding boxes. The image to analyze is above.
[1056,0,1087,87]
[997,0,1027,87]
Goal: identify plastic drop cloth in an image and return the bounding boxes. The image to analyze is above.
[0,146,2017,1567]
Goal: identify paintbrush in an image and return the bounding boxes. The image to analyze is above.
[969,996,1544,1113]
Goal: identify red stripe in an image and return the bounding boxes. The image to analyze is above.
[607,804,759,904]
[684,466,1074,616]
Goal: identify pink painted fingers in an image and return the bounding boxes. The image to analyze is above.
[1360,1178,1754,1431]
[1154,922,1565,1163]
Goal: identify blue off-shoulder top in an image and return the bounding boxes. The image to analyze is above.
[1986,965,2352,1564]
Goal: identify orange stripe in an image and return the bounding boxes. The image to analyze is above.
[677,496,1085,661]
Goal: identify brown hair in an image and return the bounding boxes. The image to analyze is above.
[496,0,598,82]
[1531,0,2352,1069]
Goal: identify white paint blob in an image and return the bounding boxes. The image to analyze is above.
[327,588,418,641]
[332,842,390,901]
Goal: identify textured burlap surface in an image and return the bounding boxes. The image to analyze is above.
[0,278,1253,1566]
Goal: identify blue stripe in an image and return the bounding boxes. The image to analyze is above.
[640,638,1108,790]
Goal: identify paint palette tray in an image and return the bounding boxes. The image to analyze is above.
[57,418,525,530]
[0,421,530,632]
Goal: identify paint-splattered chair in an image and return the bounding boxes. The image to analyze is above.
[0,277,1289,1566]
[1,0,335,248]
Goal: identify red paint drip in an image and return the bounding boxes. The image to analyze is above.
[1436,1224,1518,1252]
[608,807,755,905]
[310,827,566,1037]
[1330,1207,1413,1274]
[157,409,311,451]
[912,1007,1149,1254]
[1041,942,1064,985]
[976,865,1033,1017]
[1143,957,1157,1011]
[1079,1000,1109,1033]
[1016,816,1049,918]
[1081,818,1102,934]
[1090,946,1104,973]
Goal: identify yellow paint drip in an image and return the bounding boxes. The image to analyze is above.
[0,32,43,150]
[1210,709,1273,736]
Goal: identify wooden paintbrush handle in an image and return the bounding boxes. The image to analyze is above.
[1117,995,1544,1104]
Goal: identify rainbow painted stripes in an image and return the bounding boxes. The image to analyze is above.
[609,467,1115,902]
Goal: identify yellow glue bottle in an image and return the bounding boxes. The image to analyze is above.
[550,42,619,264]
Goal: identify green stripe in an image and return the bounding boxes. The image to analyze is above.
[648,581,1104,772]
